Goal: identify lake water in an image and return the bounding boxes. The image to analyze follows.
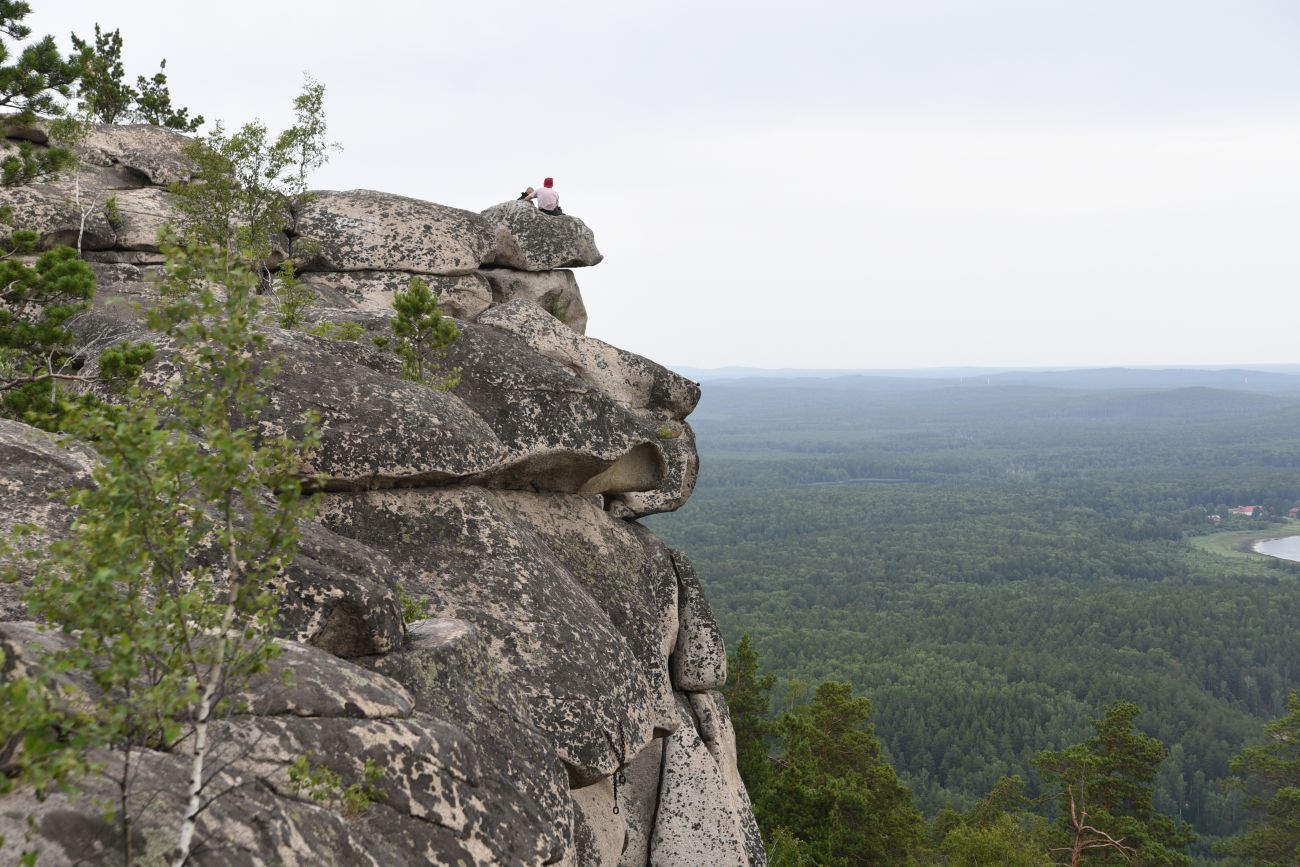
[1253,535,1300,562]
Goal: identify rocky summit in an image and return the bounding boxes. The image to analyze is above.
[0,124,762,866]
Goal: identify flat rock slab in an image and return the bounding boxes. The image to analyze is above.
[293,189,494,275]
[481,200,603,270]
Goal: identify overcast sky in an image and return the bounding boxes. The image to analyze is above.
[27,1,1300,370]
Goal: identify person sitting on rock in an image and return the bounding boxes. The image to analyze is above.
[517,186,534,201]
[524,178,564,216]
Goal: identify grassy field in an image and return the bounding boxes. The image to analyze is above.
[1188,526,1300,560]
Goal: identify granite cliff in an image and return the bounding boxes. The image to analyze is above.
[0,123,761,866]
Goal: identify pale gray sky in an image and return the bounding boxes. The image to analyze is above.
[26,1,1300,369]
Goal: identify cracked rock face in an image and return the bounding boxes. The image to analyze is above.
[0,157,764,866]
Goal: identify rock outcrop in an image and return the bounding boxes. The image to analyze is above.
[0,122,762,866]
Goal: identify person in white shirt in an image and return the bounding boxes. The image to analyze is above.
[525,178,563,216]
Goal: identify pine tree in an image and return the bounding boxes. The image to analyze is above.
[1034,702,1194,866]
[0,1,78,186]
[1223,689,1300,865]
[763,680,923,865]
[725,633,777,796]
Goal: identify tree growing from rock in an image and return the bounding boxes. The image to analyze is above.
[386,276,461,390]
[69,22,202,130]
[170,75,336,280]
[0,239,320,865]
[0,233,151,426]
[0,0,78,186]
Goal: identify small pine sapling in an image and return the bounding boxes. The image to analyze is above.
[387,277,460,390]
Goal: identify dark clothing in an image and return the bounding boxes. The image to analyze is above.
[539,206,564,216]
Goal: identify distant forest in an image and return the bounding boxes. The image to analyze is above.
[646,369,1300,861]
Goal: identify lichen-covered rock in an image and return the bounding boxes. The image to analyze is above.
[103,185,178,250]
[240,640,414,718]
[128,325,511,490]
[617,738,666,867]
[480,266,588,334]
[668,548,727,691]
[0,417,403,656]
[318,487,658,784]
[0,420,97,619]
[301,269,492,320]
[651,696,763,867]
[278,520,407,657]
[481,200,603,270]
[688,692,766,865]
[443,322,666,496]
[207,715,509,864]
[478,301,699,420]
[496,492,680,735]
[293,189,494,275]
[362,618,571,864]
[607,422,700,519]
[80,123,196,186]
[0,182,116,250]
[0,748,389,867]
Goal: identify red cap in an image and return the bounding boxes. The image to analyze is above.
[543,177,554,188]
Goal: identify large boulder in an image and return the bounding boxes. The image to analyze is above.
[0,182,116,250]
[480,200,603,270]
[317,486,659,785]
[478,301,699,420]
[79,123,196,186]
[0,417,404,657]
[101,185,179,251]
[126,324,510,490]
[0,636,521,866]
[442,321,666,496]
[300,270,492,320]
[292,190,494,275]
[479,267,588,334]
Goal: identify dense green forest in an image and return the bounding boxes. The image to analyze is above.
[645,370,1300,859]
